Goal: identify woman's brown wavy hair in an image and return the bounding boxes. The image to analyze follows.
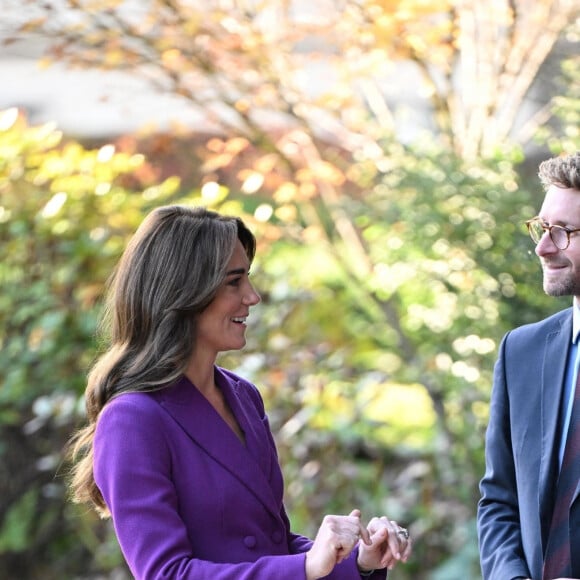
[67,205,256,516]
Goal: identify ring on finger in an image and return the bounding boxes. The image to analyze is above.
[396,527,409,540]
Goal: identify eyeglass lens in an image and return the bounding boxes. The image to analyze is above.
[529,220,568,249]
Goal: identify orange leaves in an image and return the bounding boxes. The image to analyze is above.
[347,0,455,62]
[202,137,251,172]
[207,137,251,155]
[369,0,452,18]
[17,17,48,34]
[273,180,317,203]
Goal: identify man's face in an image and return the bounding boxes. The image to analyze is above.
[536,185,580,298]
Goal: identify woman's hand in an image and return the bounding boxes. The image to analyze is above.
[305,509,371,580]
[357,516,412,573]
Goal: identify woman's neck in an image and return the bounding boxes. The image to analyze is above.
[184,349,217,396]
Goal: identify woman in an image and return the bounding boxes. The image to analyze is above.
[68,205,412,579]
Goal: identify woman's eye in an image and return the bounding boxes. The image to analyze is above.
[227,278,242,287]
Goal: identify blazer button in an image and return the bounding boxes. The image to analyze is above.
[272,530,283,544]
[243,535,257,548]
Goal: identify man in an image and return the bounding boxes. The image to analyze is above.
[478,151,580,580]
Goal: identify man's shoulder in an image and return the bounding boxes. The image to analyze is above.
[509,307,572,339]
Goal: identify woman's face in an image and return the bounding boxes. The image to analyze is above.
[195,240,261,357]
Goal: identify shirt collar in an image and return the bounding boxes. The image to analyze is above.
[573,299,580,344]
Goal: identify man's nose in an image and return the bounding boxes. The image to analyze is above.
[535,230,558,256]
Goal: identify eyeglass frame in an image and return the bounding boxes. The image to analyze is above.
[525,216,580,250]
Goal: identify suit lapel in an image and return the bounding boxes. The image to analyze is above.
[154,374,281,520]
[539,312,573,545]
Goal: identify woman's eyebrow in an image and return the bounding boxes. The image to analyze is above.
[225,267,247,276]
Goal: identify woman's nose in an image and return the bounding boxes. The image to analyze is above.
[244,283,261,305]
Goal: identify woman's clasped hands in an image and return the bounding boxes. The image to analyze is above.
[357,515,413,572]
[305,509,412,580]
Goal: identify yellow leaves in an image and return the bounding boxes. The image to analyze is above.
[303,378,353,426]
[302,376,436,449]
[316,160,346,185]
[274,204,298,223]
[254,83,279,107]
[225,137,251,155]
[83,0,124,10]
[0,111,172,245]
[362,381,436,447]
[298,181,318,199]
[142,175,181,201]
[303,225,326,243]
[161,48,186,72]
[234,99,251,114]
[346,0,454,64]
[162,48,181,63]
[202,154,231,172]
[274,182,299,203]
[37,57,53,70]
[102,47,127,68]
[254,153,279,174]
[296,160,346,186]
[0,110,63,169]
[371,0,452,18]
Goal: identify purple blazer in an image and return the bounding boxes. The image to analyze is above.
[94,367,386,579]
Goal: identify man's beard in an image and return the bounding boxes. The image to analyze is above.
[543,272,580,297]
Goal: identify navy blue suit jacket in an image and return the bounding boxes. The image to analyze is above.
[477,307,580,580]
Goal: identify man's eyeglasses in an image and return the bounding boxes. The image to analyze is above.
[525,216,580,250]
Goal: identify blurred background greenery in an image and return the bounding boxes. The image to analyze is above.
[1,1,579,578]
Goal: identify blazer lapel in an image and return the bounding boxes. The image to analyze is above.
[154,374,281,520]
[217,370,275,481]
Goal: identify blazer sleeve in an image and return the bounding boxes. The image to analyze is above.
[477,332,531,580]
